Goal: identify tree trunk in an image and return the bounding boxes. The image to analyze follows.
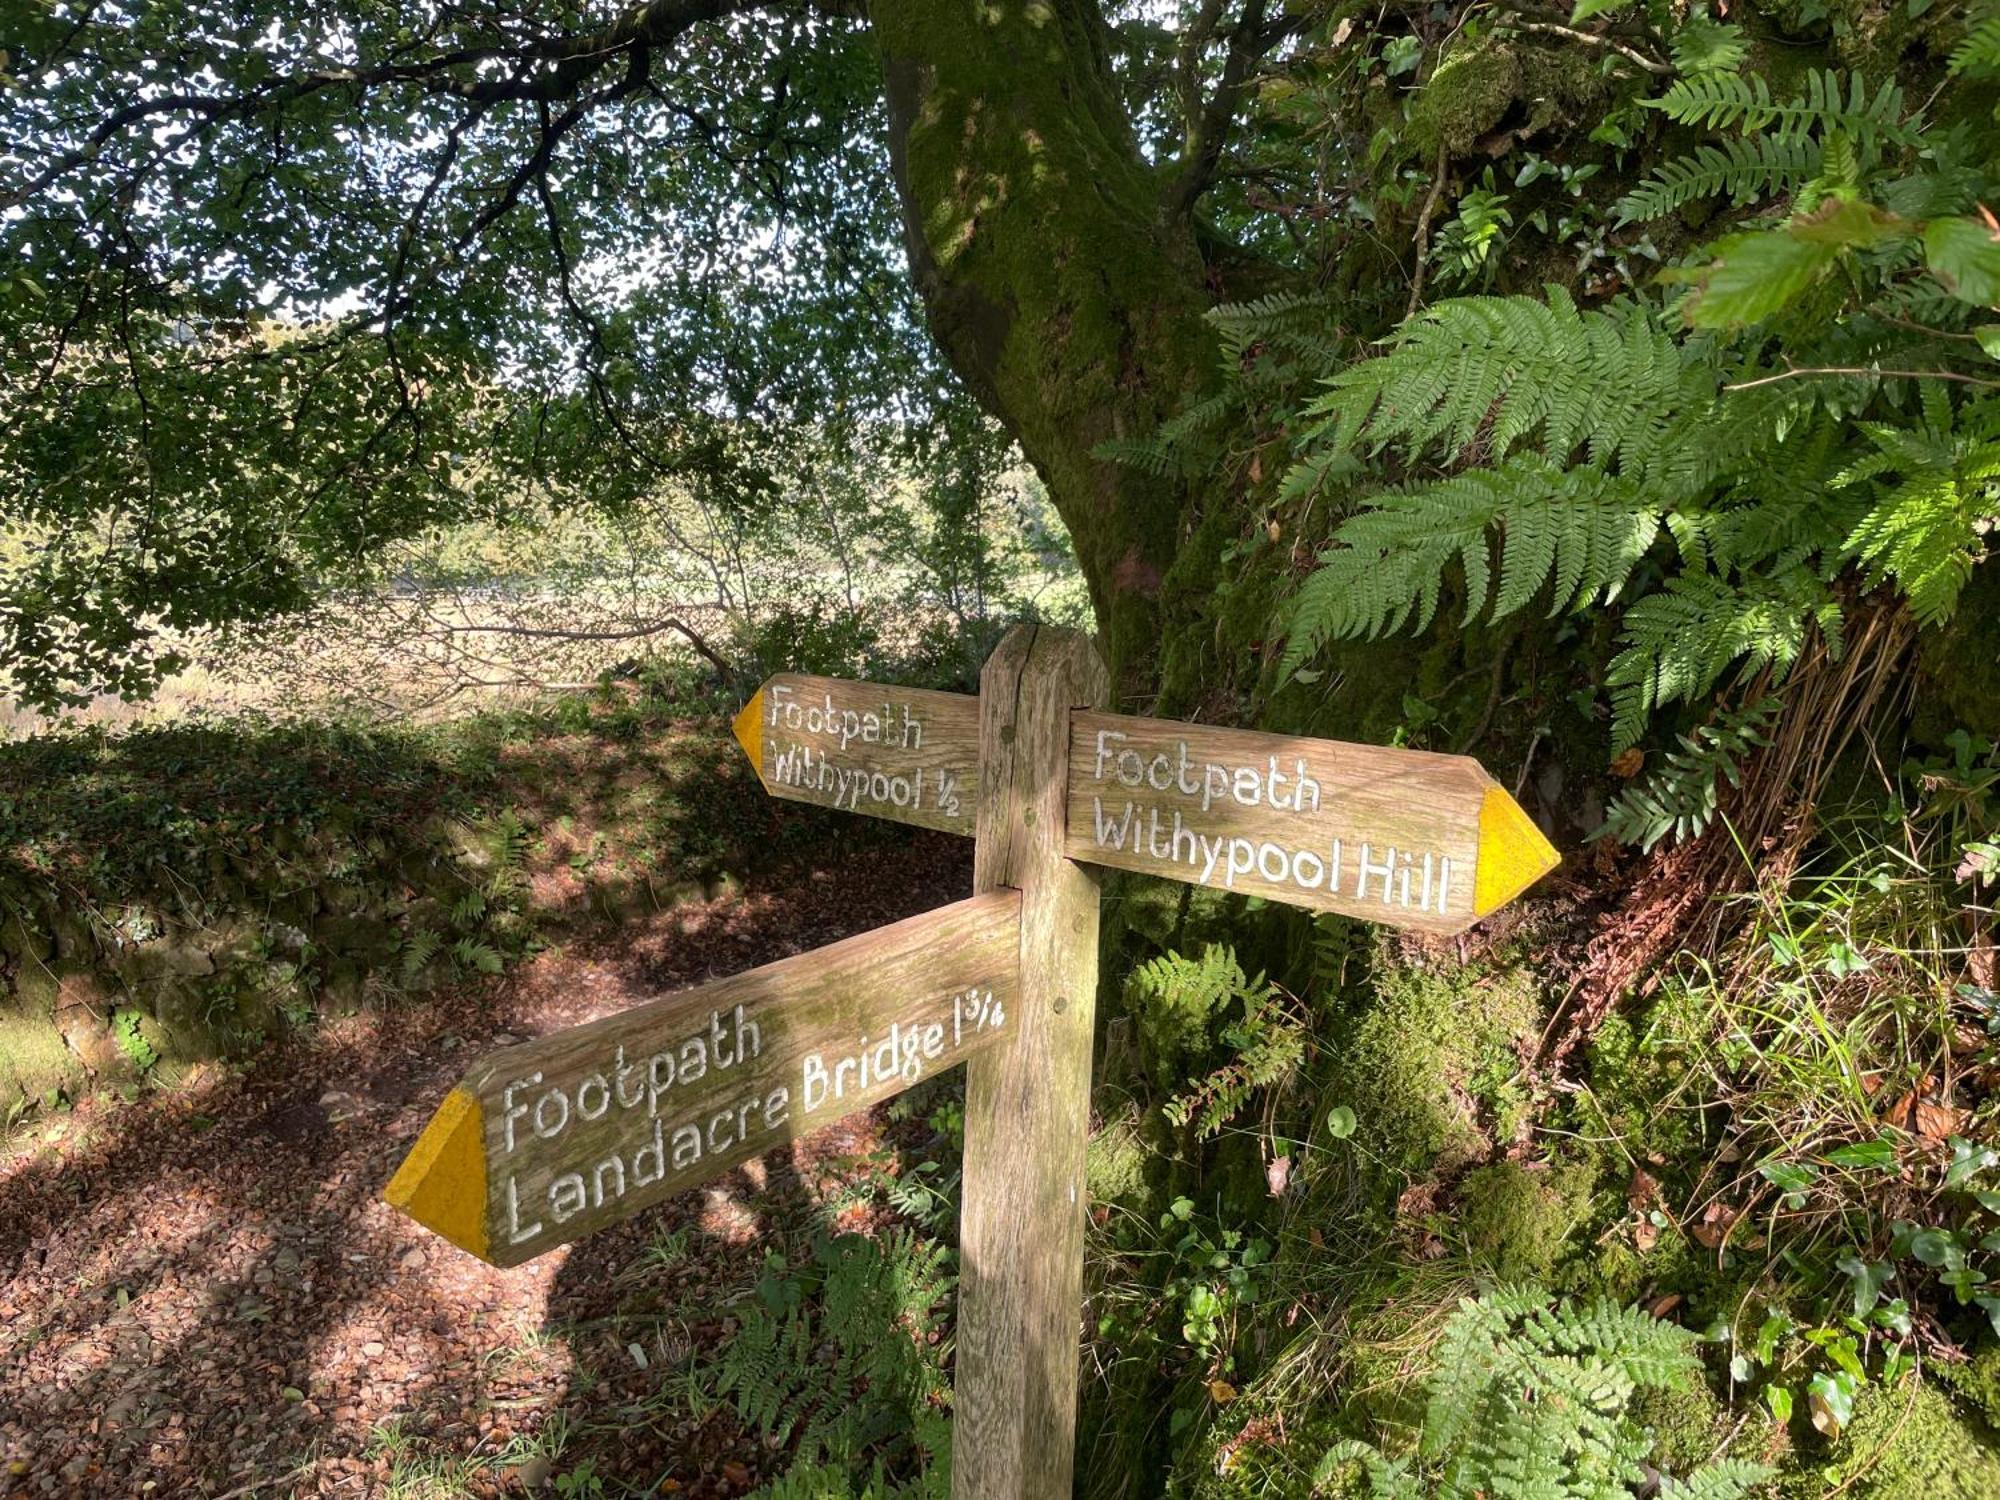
[869,0,1224,694]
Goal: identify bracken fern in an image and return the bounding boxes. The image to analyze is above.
[1318,1287,1771,1499]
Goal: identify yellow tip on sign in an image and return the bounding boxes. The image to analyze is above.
[384,1087,490,1264]
[731,687,766,788]
[1473,785,1561,917]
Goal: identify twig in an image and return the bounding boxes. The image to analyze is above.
[1726,365,2000,392]
[1406,146,1450,322]
[1505,19,1672,75]
[433,613,737,677]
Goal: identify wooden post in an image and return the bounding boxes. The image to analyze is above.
[954,623,1110,1499]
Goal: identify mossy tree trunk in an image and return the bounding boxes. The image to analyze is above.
[870,0,1231,691]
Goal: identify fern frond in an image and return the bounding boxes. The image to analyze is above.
[1156,392,1238,446]
[1698,421,1868,569]
[1642,69,1922,148]
[1303,290,1714,482]
[1207,291,1336,353]
[1419,1288,1710,1500]
[1605,568,1838,753]
[1276,445,1362,507]
[1090,436,1200,479]
[1616,136,1822,224]
[1557,1298,1702,1386]
[1599,698,1779,851]
[1836,398,2000,626]
[1670,19,1748,77]
[1949,13,2000,78]
[1278,457,1661,673]
[1658,1460,1777,1499]
[717,1232,952,1491]
[1843,463,1997,627]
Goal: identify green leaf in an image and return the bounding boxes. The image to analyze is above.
[1836,1256,1896,1319]
[1824,1136,1898,1172]
[1569,0,1628,21]
[1326,1105,1358,1139]
[1808,1370,1859,1434]
[1766,1384,1794,1424]
[1685,228,1841,328]
[1759,1160,1819,1193]
[1908,1228,1965,1268]
[1787,196,1911,249]
[1945,1136,2000,1188]
[1972,325,2000,360]
[1925,216,2000,306]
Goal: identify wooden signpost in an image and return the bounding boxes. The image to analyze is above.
[387,893,1020,1267]
[1066,710,1552,934]
[731,671,979,835]
[386,624,1559,1494]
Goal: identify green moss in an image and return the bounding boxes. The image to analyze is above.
[1631,1379,1729,1478]
[1088,1108,1158,1220]
[1405,41,1520,159]
[1781,1380,2000,1498]
[1332,961,1541,1179]
[0,1002,81,1115]
[1941,1346,2000,1432]
[1573,988,1707,1171]
[1576,1223,1705,1306]
[1915,561,2000,743]
[1455,1160,1597,1281]
[1751,0,1960,69]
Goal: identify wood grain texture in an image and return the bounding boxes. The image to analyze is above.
[953,624,1110,1500]
[1064,710,1558,934]
[386,892,1020,1267]
[734,673,979,835]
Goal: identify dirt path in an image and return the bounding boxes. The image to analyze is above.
[0,835,970,1499]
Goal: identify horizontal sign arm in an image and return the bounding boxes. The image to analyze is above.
[732,673,980,836]
[1062,710,1557,934]
[385,890,1022,1266]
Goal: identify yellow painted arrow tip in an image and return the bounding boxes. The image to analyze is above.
[384,1086,490,1264]
[731,687,766,786]
[1473,785,1561,917]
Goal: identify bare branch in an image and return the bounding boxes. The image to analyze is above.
[1504,18,1671,76]
[432,613,739,678]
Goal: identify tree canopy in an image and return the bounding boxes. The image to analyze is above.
[5,0,1997,737]
[5,0,947,705]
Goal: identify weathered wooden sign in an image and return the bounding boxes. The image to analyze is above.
[729,675,1556,933]
[390,626,1560,1498]
[731,672,978,835]
[386,892,1019,1266]
[1066,711,1556,933]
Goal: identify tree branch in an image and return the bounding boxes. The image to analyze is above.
[431,613,737,677]
[1504,18,1671,76]
[1724,365,2000,392]
[5,0,765,211]
[1165,0,1304,219]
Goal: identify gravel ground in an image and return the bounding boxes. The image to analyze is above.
[0,833,970,1499]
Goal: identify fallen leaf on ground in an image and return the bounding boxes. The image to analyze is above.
[1691,1201,1742,1250]
[1627,1167,1659,1213]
